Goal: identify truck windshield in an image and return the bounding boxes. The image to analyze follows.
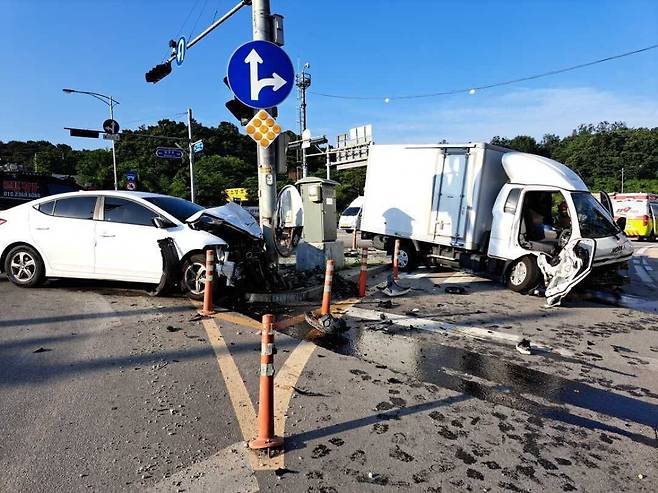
[341,206,361,216]
[571,192,620,239]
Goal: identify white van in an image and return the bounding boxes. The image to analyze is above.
[338,196,364,233]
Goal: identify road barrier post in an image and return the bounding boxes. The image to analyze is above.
[249,314,284,450]
[351,228,358,250]
[358,247,368,297]
[392,239,400,280]
[321,259,335,316]
[199,248,216,316]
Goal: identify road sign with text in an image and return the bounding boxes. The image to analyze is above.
[155,147,183,159]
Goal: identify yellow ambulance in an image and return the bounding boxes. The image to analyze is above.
[612,193,658,241]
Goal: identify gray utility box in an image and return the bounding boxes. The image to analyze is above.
[296,177,339,243]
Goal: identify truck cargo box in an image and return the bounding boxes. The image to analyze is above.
[360,143,508,252]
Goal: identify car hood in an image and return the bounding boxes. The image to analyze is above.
[186,202,263,239]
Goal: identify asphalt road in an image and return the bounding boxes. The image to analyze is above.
[2,240,658,492]
[0,277,242,492]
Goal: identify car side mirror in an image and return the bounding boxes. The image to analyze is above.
[615,217,626,231]
[153,217,175,229]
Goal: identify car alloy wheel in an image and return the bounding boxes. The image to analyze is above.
[10,251,37,283]
[183,260,207,296]
[397,249,409,269]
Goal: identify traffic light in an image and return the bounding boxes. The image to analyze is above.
[145,62,172,83]
[67,128,100,138]
[225,98,254,126]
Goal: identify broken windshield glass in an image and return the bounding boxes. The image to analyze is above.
[571,192,620,239]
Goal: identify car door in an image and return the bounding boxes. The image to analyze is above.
[94,196,167,282]
[30,195,98,275]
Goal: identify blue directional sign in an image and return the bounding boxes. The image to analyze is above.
[176,37,186,66]
[227,40,294,109]
[125,171,137,182]
[155,147,184,159]
[192,140,204,154]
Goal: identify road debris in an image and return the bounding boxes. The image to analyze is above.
[291,386,328,397]
[304,311,347,336]
[515,338,533,355]
[444,286,467,295]
[32,347,52,353]
[382,275,411,297]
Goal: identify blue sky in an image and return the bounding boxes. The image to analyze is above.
[1,0,657,151]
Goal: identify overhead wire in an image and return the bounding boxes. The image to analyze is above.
[309,43,658,101]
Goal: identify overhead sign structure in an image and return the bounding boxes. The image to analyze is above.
[103,119,120,134]
[192,140,204,153]
[176,37,186,66]
[227,40,294,109]
[245,110,281,149]
[155,147,184,159]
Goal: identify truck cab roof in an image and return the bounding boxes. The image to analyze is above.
[502,152,588,191]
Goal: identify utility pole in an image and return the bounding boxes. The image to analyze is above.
[252,0,278,263]
[295,64,311,177]
[187,108,196,203]
[621,167,625,193]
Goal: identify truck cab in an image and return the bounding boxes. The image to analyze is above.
[489,153,632,293]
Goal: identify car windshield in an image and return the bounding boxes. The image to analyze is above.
[342,206,361,216]
[144,196,204,222]
[571,192,620,239]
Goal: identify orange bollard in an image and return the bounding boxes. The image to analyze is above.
[198,248,216,316]
[392,239,400,280]
[358,247,368,297]
[321,259,335,316]
[249,314,284,450]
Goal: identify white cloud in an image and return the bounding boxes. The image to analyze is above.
[373,87,658,144]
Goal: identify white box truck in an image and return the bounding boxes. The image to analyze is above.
[360,143,632,303]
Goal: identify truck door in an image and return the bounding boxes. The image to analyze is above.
[431,148,469,245]
[488,186,522,259]
[598,191,614,218]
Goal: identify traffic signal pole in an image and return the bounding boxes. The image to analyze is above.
[187,108,195,203]
[252,0,279,263]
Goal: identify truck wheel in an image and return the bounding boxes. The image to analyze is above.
[4,245,45,288]
[506,256,540,293]
[394,242,417,272]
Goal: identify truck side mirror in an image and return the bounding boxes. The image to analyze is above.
[615,217,626,231]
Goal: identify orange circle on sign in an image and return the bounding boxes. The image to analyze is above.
[260,138,269,147]
[267,131,275,140]
[254,132,262,140]
[252,119,262,128]
[246,125,256,134]
[258,110,268,119]
[266,118,274,126]
[272,124,281,133]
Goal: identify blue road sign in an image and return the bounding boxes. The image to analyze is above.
[155,147,184,159]
[125,171,137,182]
[227,40,294,109]
[193,140,204,153]
[176,37,186,66]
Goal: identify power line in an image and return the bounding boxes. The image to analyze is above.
[310,43,658,101]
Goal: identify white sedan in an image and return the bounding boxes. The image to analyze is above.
[0,191,264,298]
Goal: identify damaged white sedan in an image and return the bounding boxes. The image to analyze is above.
[0,191,271,299]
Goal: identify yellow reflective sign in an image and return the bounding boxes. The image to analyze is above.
[225,187,249,201]
[246,110,281,149]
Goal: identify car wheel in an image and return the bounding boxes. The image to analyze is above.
[394,242,417,273]
[507,256,540,293]
[181,253,211,301]
[4,245,45,288]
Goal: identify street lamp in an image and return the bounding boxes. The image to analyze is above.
[63,88,120,190]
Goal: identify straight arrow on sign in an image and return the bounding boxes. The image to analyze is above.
[245,49,287,101]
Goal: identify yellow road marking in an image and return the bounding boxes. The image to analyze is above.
[213,310,262,330]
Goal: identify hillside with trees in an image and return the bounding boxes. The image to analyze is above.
[1,121,657,211]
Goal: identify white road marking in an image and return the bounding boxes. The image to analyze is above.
[343,306,575,358]
[632,245,657,287]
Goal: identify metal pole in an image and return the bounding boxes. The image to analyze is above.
[621,167,624,193]
[110,96,118,190]
[188,108,195,203]
[326,144,331,179]
[252,0,278,263]
[300,68,308,178]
